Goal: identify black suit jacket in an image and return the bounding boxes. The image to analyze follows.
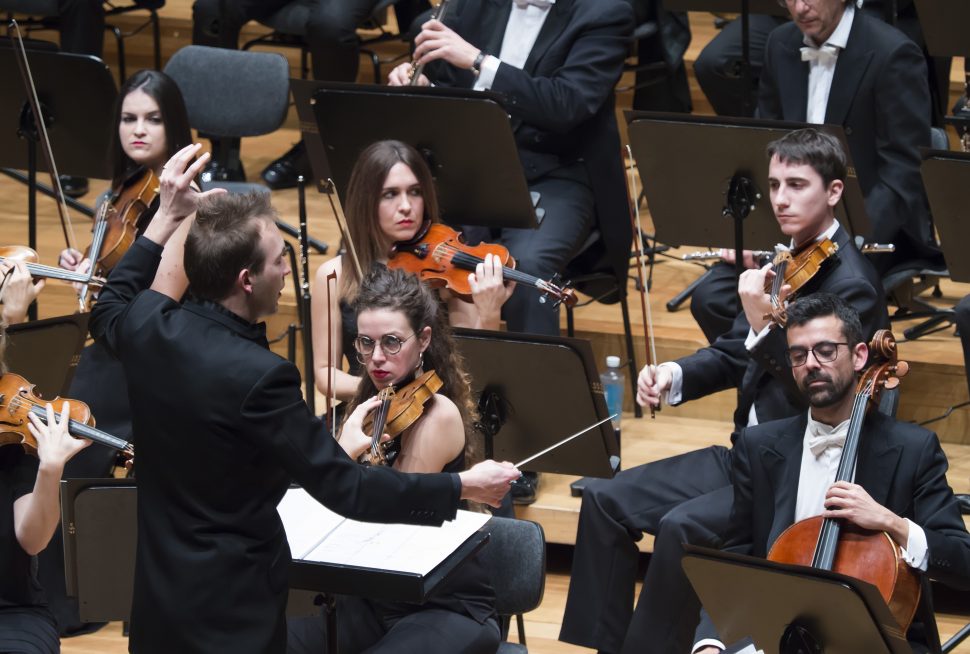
[676,226,888,435]
[695,411,970,643]
[89,238,461,654]
[758,10,933,257]
[425,0,635,281]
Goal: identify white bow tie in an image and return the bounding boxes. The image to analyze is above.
[513,0,554,8]
[801,44,840,64]
[807,432,846,456]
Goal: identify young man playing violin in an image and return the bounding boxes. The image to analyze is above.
[88,144,521,654]
[692,293,970,653]
[560,128,889,654]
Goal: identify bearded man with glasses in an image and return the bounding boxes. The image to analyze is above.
[560,128,889,654]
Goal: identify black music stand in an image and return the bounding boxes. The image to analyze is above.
[626,112,871,279]
[901,150,970,340]
[452,328,619,478]
[682,546,911,654]
[913,0,970,145]
[4,312,88,398]
[291,80,540,230]
[0,48,116,252]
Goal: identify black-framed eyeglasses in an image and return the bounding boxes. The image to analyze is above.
[785,341,849,367]
[354,333,415,362]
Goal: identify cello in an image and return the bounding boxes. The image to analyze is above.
[767,329,919,632]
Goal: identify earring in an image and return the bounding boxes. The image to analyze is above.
[416,351,424,372]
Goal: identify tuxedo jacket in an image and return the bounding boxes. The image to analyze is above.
[89,238,461,654]
[425,0,635,281]
[758,10,933,253]
[695,411,970,643]
[676,226,888,435]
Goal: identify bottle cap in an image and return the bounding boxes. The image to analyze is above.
[606,355,621,368]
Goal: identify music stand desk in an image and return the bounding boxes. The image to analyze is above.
[683,545,911,654]
[920,149,970,284]
[4,312,88,398]
[292,80,538,230]
[626,111,871,251]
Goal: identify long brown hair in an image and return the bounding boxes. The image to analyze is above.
[344,265,481,467]
[339,140,440,301]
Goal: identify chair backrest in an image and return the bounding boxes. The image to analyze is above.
[163,45,290,138]
[480,517,546,618]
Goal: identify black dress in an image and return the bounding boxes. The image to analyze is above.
[0,447,60,654]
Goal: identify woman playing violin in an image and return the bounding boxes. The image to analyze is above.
[290,264,500,654]
[58,69,198,300]
[0,326,91,654]
[311,139,512,403]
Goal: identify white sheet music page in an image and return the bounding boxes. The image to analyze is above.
[278,487,491,575]
[277,486,347,559]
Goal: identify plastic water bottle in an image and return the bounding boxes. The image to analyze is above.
[600,355,624,431]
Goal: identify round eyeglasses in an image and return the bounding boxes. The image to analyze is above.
[354,333,415,363]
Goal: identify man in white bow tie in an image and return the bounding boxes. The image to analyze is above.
[758,0,940,276]
[692,292,970,653]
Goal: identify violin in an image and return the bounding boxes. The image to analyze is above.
[767,330,918,632]
[390,222,577,308]
[1,245,106,288]
[765,238,839,327]
[359,369,443,466]
[86,167,160,279]
[0,372,134,459]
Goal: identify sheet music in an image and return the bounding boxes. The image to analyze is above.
[278,487,491,575]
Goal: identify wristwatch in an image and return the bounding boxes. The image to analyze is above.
[471,51,486,76]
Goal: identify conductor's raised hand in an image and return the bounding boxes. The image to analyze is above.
[458,460,520,508]
[411,19,481,72]
[144,144,226,245]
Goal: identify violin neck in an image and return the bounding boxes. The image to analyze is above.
[0,257,102,286]
[368,395,393,461]
[447,250,541,287]
[28,404,133,455]
[811,388,870,570]
[770,259,788,302]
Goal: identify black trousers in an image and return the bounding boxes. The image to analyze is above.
[559,445,733,653]
[0,607,59,654]
[58,0,104,57]
[463,174,595,336]
[956,294,970,399]
[692,15,785,118]
[287,596,500,654]
[689,262,739,345]
[192,0,381,82]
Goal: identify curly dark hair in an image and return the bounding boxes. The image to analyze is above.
[344,264,481,468]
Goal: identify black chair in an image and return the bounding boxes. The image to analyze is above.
[480,517,546,653]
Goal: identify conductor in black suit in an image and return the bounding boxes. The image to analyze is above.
[88,144,521,654]
[560,129,889,654]
[388,0,635,338]
[693,293,970,653]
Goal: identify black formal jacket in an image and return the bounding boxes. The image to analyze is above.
[89,238,462,654]
[676,226,888,436]
[695,410,970,643]
[425,0,635,282]
[758,10,934,258]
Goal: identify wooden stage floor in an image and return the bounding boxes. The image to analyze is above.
[3,3,969,652]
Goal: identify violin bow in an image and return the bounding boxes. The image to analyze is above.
[325,178,364,281]
[8,21,80,254]
[625,146,657,419]
[325,269,338,434]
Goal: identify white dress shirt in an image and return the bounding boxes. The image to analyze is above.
[473,1,554,91]
[803,3,855,124]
